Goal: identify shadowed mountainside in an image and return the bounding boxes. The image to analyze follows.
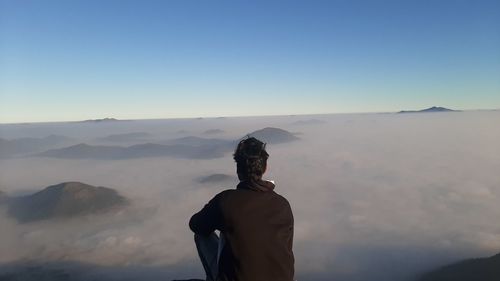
[77,118,128,123]
[0,135,75,158]
[247,127,299,144]
[398,106,458,113]
[0,260,201,281]
[7,182,128,223]
[35,142,227,160]
[417,252,500,281]
[196,173,237,184]
[33,127,299,160]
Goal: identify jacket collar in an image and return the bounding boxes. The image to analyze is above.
[237,179,275,192]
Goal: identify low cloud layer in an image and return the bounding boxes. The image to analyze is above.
[0,112,499,281]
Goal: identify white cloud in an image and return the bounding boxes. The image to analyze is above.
[0,111,499,280]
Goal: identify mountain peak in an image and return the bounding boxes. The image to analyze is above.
[8,182,128,222]
[398,106,457,113]
[247,127,299,144]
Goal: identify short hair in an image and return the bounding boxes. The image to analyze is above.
[233,137,269,181]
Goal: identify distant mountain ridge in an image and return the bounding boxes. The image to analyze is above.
[77,118,129,123]
[418,252,500,281]
[0,135,75,158]
[33,127,299,160]
[399,106,458,113]
[247,127,299,144]
[197,174,236,184]
[7,182,128,222]
[36,142,227,159]
[95,132,152,142]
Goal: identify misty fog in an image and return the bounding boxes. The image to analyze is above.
[0,111,499,281]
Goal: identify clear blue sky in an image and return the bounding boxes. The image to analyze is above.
[1,0,499,123]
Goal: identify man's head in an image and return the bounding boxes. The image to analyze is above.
[233,137,269,181]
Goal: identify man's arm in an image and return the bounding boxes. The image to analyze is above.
[189,195,222,236]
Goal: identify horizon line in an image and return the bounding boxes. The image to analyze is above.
[1,107,499,125]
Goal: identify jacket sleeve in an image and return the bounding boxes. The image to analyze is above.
[189,194,222,236]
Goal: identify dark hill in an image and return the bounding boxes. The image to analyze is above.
[399,106,457,113]
[418,252,500,281]
[7,182,128,222]
[37,143,124,159]
[197,174,236,184]
[36,142,227,159]
[78,118,127,123]
[0,135,75,158]
[247,127,299,144]
[0,260,198,281]
[34,128,297,160]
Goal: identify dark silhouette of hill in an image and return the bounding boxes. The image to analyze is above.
[0,260,200,281]
[247,127,299,144]
[34,128,298,160]
[35,142,226,159]
[0,135,75,158]
[7,182,128,222]
[95,132,152,143]
[203,129,225,135]
[36,143,124,159]
[417,252,500,281]
[197,173,236,184]
[77,118,128,123]
[292,119,327,126]
[399,106,458,113]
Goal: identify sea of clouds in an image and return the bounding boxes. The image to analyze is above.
[0,111,499,281]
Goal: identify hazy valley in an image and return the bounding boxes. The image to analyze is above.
[0,111,499,281]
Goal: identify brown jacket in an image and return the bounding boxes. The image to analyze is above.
[189,180,295,281]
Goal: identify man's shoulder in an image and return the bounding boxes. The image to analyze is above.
[211,189,237,201]
[216,188,291,206]
[273,191,292,209]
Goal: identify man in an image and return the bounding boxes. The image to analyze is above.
[189,137,295,281]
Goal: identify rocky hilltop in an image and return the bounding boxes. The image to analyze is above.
[8,182,128,222]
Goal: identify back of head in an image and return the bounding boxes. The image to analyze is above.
[233,137,269,181]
